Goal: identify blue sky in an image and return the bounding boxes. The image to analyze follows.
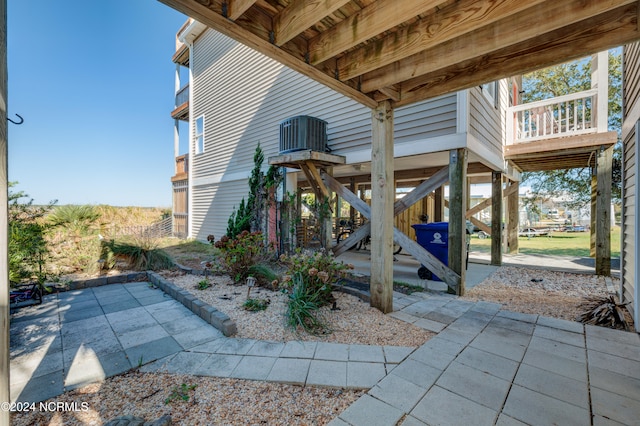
[7,0,187,207]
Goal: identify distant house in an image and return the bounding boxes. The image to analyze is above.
[168,18,615,302]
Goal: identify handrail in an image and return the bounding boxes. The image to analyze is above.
[507,89,599,144]
[509,89,597,112]
[175,84,189,107]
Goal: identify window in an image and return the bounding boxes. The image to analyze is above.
[481,81,499,108]
[195,115,204,154]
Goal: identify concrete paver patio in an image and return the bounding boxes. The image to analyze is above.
[9,275,640,425]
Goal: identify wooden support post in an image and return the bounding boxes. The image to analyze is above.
[491,171,503,265]
[323,167,333,251]
[448,149,467,295]
[507,180,519,254]
[0,0,9,420]
[370,101,394,313]
[590,168,597,257]
[434,185,444,222]
[596,146,612,276]
[349,177,356,223]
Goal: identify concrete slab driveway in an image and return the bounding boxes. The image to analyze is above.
[9,282,224,403]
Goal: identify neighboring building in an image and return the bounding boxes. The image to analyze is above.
[621,41,639,331]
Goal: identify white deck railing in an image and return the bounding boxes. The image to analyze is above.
[506,89,600,145]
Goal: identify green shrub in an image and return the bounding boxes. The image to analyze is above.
[213,231,274,282]
[165,383,197,404]
[8,183,55,285]
[279,250,352,305]
[197,279,211,290]
[284,272,328,335]
[247,263,279,288]
[102,237,174,271]
[243,298,270,311]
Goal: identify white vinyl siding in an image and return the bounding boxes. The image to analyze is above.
[188,29,460,240]
[622,42,640,329]
[468,80,509,161]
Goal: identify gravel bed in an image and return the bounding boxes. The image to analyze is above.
[160,271,434,347]
[462,266,618,321]
[13,266,627,425]
[11,372,363,426]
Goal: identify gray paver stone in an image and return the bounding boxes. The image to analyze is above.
[410,386,498,426]
[383,345,414,364]
[280,341,317,358]
[315,342,350,361]
[502,384,590,426]
[339,394,405,426]
[230,355,277,380]
[348,344,385,362]
[368,373,428,412]
[307,360,346,387]
[346,361,386,388]
[266,358,310,384]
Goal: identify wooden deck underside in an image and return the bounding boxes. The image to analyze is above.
[505,131,618,172]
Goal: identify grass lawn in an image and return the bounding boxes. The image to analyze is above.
[470,226,621,258]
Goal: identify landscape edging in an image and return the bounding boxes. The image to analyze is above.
[59,269,237,337]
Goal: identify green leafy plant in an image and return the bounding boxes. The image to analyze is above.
[8,183,56,286]
[284,272,328,335]
[102,236,174,271]
[197,279,211,290]
[280,250,352,305]
[214,231,274,283]
[247,263,279,288]
[243,298,270,311]
[165,383,197,405]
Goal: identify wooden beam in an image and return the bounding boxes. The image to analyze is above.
[505,132,619,159]
[273,0,351,46]
[393,166,449,216]
[322,172,372,218]
[299,163,322,201]
[491,171,503,266]
[158,0,378,108]
[395,4,639,105]
[304,161,330,199]
[334,222,371,256]
[465,183,517,219]
[325,170,461,291]
[469,217,491,235]
[596,146,613,275]
[591,171,597,257]
[434,185,444,222]
[227,0,257,20]
[370,101,394,313]
[507,181,519,253]
[308,0,445,65]
[0,0,8,420]
[338,0,547,82]
[359,0,633,92]
[394,229,460,292]
[448,148,467,295]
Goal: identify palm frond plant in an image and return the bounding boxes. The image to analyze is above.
[576,295,630,330]
[103,236,174,271]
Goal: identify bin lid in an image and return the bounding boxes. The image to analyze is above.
[412,222,448,231]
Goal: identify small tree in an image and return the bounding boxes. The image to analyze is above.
[226,143,282,238]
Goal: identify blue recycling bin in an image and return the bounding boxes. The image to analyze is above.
[412,222,449,281]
